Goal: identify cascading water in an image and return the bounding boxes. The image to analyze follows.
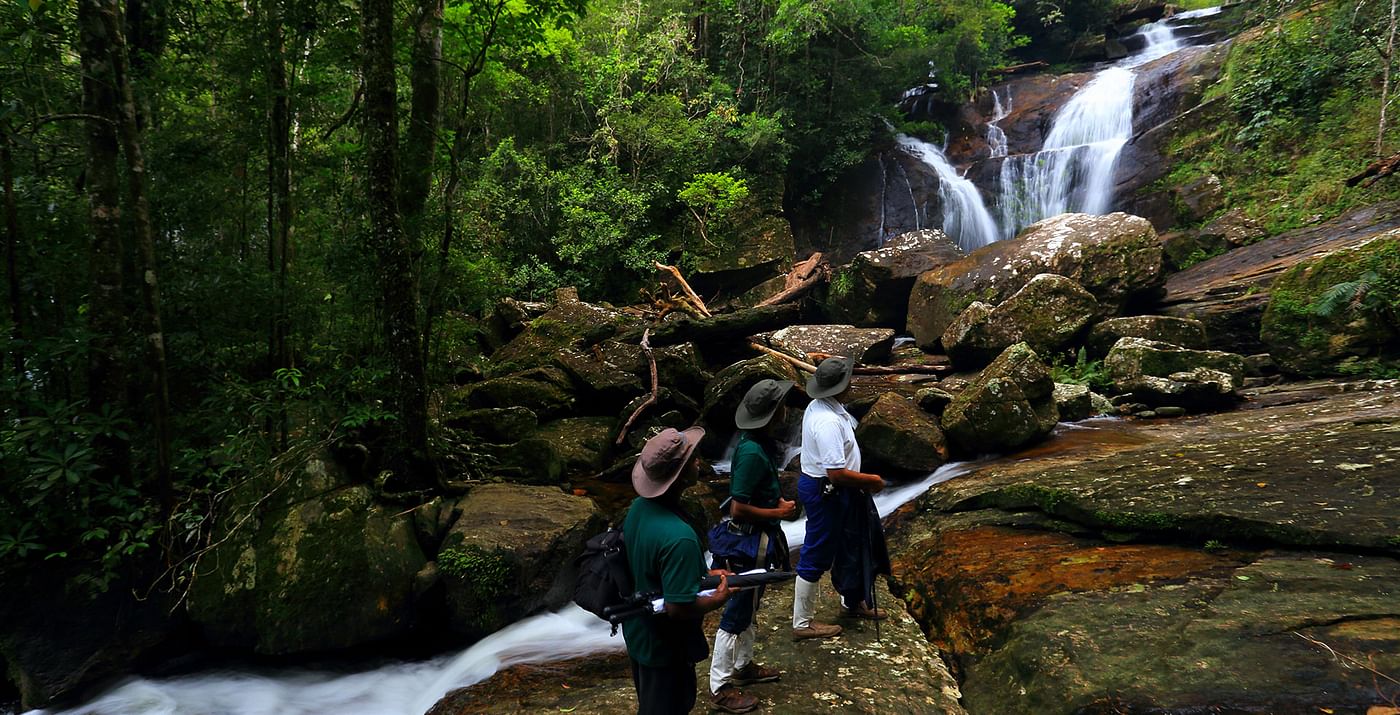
[29,459,977,715]
[893,134,1000,252]
[986,89,1011,159]
[994,13,1199,239]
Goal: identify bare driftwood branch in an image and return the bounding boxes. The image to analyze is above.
[756,252,827,307]
[654,261,711,318]
[749,341,817,372]
[1347,150,1400,187]
[615,329,658,446]
[748,341,951,376]
[609,302,803,348]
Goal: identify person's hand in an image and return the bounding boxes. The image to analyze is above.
[708,568,734,577]
[866,475,885,494]
[712,573,733,600]
[776,498,799,520]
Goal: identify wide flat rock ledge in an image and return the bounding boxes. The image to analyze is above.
[429,578,965,714]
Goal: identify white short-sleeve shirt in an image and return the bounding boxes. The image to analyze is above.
[800,397,861,476]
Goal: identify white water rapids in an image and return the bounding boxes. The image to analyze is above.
[29,461,975,715]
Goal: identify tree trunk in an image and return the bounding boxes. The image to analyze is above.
[363,0,432,482]
[78,0,131,477]
[1380,0,1398,157]
[3,133,23,390]
[400,0,442,225]
[264,0,293,448]
[100,0,174,510]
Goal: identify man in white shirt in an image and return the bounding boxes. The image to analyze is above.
[791,356,889,641]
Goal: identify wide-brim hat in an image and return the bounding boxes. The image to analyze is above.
[805,356,853,399]
[735,379,795,430]
[631,426,706,498]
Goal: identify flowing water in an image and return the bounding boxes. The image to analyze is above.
[994,11,1212,239]
[30,458,973,715]
[893,134,1001,253]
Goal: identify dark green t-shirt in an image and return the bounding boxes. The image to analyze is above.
[730,432,780,513]
[620,496,706,667]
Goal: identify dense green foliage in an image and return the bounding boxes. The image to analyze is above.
[0,0,1026,588]
[1165,0,1400,234]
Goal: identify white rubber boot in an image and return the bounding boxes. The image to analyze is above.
[735,626,755,671]
[709,628,739,694]
[791,576,843,639]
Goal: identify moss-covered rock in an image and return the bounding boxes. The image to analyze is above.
[698,356,801,455]
[855,392,949,476]
[443,406,538,443]
[1260,231,1400,376]
[943,274,1099,369]
[187,457,427,654]
[456,366,576,420]
[1118,367,1240,411]
[440,484,603,639]
[1086,315,1207,357]
[1052,383,1094,421]
[490,416,616,484]
[1104,336,1245,389]
[690,215,794,300]
[908,213,1162,350]
[825,229,965,327]
[553,349,643,413]
[942,343,1058,454]
[768,324,896,364]
[490,298,640,372]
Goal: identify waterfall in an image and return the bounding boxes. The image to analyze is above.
[986,89,1011,159]
[894,134,1000,252]
[994,13,1202,239]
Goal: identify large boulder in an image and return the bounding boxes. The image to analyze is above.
[855,392,950,476]
[1052,383,1095,422]
[490,296,640,372]
[942,343,1059,454]
[1259,231,1400,376]
[690,215,795,300]
[440,485,604,639]
[187,456,427,654]
[908,213,1163,350]
[456,366,576,420]
[444,406,538,443]
[554,349,644,413]
[825,229,966,327]
[600,340,712,400]
[942,274,1099,369]
[489,416,617,484]
[1116,367,1240,412]
[1086,315,1208,357]
[1104,337,1245,388]
[698,356,802,455]
[768,325,897,364]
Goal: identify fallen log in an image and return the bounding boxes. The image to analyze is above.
[987,60,1047,76]
[756,252,827,307]
[609,302,805,349]
[615,329,658,446]
[748,342,952,376]
[653,261,711,318]
[1346,151,1400,188]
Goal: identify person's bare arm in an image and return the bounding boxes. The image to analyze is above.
[826,467,884,493]
[731,498,798,523]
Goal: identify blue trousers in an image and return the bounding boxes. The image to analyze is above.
[795,475,869,606]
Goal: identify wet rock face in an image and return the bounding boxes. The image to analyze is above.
[855,392,949,475]
[908,212,1163,350]
[941,342,1058,454]
[894,384,1400,715]
[439,484,603,640]
[808,145,946,264]
[187,456,428,655]
[1260,231,1400,376]
[824,229,965,328]
[1158,200,1400,353]
[690,214,795,300]
[698,355,801,456]
[488,416,616,485]
[942,273,1100,369]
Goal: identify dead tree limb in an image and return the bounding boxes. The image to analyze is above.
[615,329,658,446]
[756,252,827,307]
[654,261,711,318]
[1347,150,1400,187]
[609,302,803,348]
[749,341,817,372]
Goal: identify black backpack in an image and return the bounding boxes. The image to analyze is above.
[573,527,633,634]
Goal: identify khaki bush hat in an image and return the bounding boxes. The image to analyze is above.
[631,426,705,498]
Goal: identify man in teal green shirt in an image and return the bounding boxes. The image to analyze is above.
[623,426,737,714]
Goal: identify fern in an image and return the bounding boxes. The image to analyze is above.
[1311,271,1382,318]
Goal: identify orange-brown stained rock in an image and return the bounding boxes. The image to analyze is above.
[891,524,1242,657]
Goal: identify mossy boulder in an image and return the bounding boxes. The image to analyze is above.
[1052,383,1095,421]
[690,215,794,299]
[490,416,616,484]
[554,349,644,413]
[855,392,950,476]
[187,457,427,654]
[908,213,1163,350]
[1104,337,1245,390]
[825,229,965,327]
[490,298,640,372]
[942,343,1058,454]
[1260,231,1400,376]
[440,485,604,639]
[1086,315,1207,357]
[600,340,712,399]
[699,356,801,456]
[456,366,575,420]
[942,274,1099,369]
[1116,367,1240,411]
[444,406,538,443]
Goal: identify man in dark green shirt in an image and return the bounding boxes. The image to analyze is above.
[623,426,736,714]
